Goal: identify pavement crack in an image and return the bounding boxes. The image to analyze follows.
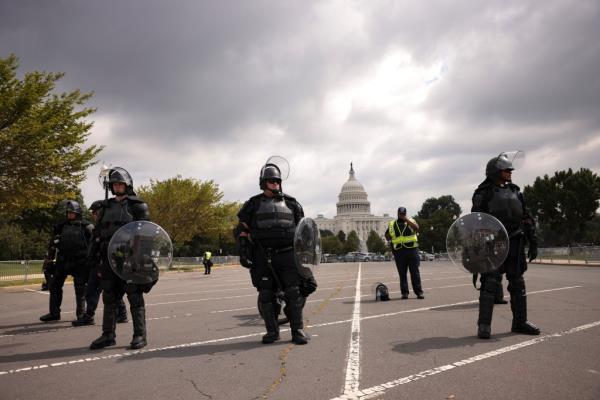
[257,284,344,399]
[188,379,212,399]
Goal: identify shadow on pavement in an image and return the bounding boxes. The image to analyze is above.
[3,323,80,336]
[392,332,513,355]
[431,303,479,311]
[0,345,96,364]
[117,339,273,362]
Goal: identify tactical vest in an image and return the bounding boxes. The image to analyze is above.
[58,221,89,253]
[487,185,523,234]
[98,199,134,240]
[388,220,418,250]
[251,196,295,248]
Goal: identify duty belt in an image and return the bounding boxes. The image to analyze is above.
[265,246,293,255]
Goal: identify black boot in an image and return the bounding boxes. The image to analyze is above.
[92,293,117,349]
[286,295,309,345]
[75,284,86,319]
[495,281,508,304]
[291,329,310,345]
[90,333,116,349]
[72,314,95,326]
[510,294,540,335]
[39,313,61,322]
[116,298,128,323]
[259,302,280,344]
[477,290,495,339]
[130,301,147,349]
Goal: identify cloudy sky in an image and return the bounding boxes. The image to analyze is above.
[2,0,599,218]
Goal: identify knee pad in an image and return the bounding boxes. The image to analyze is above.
[507,276,526,295]
[127,292,145,308]
[480,274,501,295]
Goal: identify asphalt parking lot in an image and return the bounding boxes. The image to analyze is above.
[1,261,599,400]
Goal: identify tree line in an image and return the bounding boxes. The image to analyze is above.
[2,54,599,259]
[0,55,240,259]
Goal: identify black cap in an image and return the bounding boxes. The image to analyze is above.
[397,207,407,214]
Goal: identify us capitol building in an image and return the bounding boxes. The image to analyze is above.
[314,163,393,244]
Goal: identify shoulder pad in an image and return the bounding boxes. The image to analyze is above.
[282,193,297,202]
[125,195,145,204]
[507,183,521,191]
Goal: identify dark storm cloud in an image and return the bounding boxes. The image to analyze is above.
[1,0,598,216]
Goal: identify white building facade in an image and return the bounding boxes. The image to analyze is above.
[314,164,394,245]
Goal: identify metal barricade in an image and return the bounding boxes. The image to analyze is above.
[0,260,44,284]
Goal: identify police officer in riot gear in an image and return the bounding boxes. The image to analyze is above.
[472,152,540,339]
[236,161,316,345]
[89,168,154,350]
[40,201,93,322]
[72,200,128,326]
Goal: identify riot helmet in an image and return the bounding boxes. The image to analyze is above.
[397,207,407,215]
[108,167,134,195]
[89,200,104,212]
[65,200,82,219]
[485,151,525,181]
[259,164,282,190]
[375,283,390,301]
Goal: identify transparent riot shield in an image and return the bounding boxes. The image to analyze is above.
[264,155,290,181]
[446,213,509,274]
[294,217,321,274]
[108,221,173,284]
[501,150,525,170]
[98,164,112,190]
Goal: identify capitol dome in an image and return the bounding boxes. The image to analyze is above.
[336,163,371,215]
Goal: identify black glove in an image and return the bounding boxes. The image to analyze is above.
[238,236,253,269]
[524,217,538,263]
[528,245,538,263]
[299,276,317,296]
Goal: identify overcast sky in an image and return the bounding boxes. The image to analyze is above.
[2,0,599,218]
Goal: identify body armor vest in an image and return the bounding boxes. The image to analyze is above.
[58,222,89,253]
[99,199,134,240]
[487,186,523,234]
[252,196,295,248]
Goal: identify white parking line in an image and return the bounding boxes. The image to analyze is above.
[330,320,600,400]
[24,289,49,295]
[0,285,582,376]
[343,262,362,394]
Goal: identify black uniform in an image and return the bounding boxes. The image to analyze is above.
[472,179,540,338]
[90,196,153,350]
[40,218,93,321]
[72,218,128,326]
[237,193,316,344]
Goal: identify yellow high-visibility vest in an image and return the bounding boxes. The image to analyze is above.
[388,220,418,250]
[204,251,212,260]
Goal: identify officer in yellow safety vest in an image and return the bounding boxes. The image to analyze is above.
[384,207,424,299]
[203,251,213,275]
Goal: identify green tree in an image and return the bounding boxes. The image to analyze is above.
[337,230,346,243]
[344,230,360,253]
[0,54,102,218]
[524,168,600,245]
[366,230,387,254]
[415,195,462,254]
[319,229,334,237]
[415,209,455,254]
[417,195,461,219]
[137,176,241,254]
[322,235,344,255]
